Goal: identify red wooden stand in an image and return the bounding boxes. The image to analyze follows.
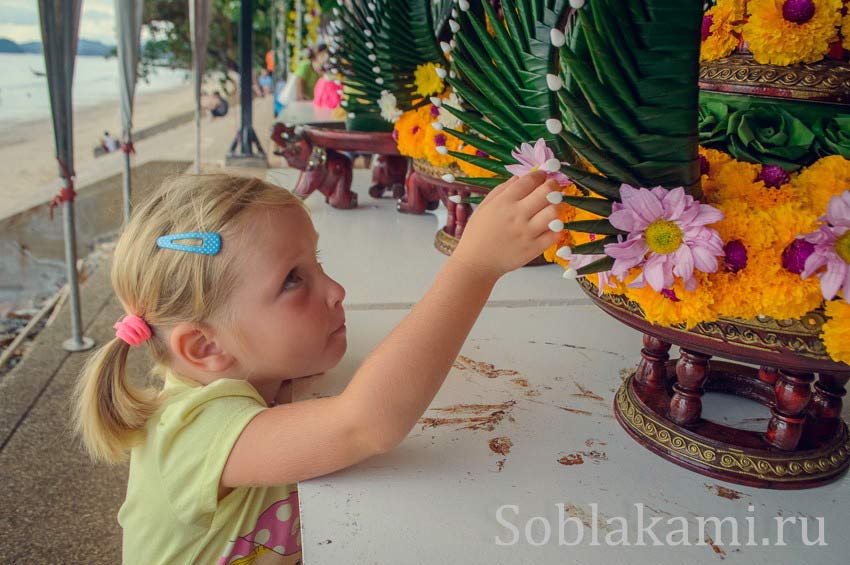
[579,278,850,489]
[271,123,408,209]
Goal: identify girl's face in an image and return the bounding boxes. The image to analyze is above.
[220,205,347,383]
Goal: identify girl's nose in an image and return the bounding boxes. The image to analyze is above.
[326,274,346,308]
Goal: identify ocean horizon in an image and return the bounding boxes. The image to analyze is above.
[0,53,189,125]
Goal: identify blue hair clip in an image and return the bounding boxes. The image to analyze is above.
[156,232,221,255]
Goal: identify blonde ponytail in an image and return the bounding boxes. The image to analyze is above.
[73,337,159,463]
[72,173,304,463]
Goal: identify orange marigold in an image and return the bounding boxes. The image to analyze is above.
[700,0,745,62]
[822,300,850,365]
[745,0,842,66]
[790,154,850,213]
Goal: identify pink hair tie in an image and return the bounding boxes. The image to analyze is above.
[114,315,152,347]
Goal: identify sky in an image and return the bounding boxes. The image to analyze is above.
[0,0,117,44]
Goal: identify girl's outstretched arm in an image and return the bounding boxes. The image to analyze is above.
[221,171,561,488]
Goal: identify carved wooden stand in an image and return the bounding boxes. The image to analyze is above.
[579,279,850,489]
[271,122,408,209]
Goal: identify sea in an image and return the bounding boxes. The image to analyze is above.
[0,52,188,125]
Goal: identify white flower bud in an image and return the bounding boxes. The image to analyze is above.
[546,191,564,204]
[449,20,460,33]
[563,267,578,280]
[436,146,449,154]
[435,67,448,79]
[550,28,565,47]
[459,0,470,11]
[432,121,444,131]
[543,158,562,172]
[366,41,374,49]
[372,66,381,73]
[556,246,572,260]
[449,194,463,203]
[546,119,563,134]
[548,219,565,232]
[546,74,563,91]
[442,173,456,183]
[570,0,586,9]
[368,53,377,61]
[430,97,442,107]
[440,41,452,54]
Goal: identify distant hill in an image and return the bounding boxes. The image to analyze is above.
[0,38,21,53]
[0,37,114,56]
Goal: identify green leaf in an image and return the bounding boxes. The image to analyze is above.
[563,219,624,235]
[576,256,616,276]
[562,196,614,217]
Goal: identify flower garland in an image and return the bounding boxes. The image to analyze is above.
[547,148,850,363]
[700,0,846,66]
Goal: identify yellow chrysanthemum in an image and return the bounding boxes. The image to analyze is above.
[414,62,445,97]
[822,300,850,365]
[790,154,850,213]
[745,0,842,66]
[700,0,745,62]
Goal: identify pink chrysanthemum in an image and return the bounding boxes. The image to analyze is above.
[504,139,571,185]
[604,185,725,292]
[800,191,850,302]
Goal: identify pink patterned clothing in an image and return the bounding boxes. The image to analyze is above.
[118,373,302,564]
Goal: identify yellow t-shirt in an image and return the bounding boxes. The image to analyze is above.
[118,374,302,564]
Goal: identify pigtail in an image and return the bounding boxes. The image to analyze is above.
[73,337,159,463]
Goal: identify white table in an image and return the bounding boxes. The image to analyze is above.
[284,171,849,565]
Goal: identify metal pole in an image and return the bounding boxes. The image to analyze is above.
[238,0,253,155]
[61,177,94,351]
[121,129,131,222]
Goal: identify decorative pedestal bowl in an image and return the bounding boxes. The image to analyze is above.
[270,122,408,209]
[406,159,548,266]
[577,278,850,489]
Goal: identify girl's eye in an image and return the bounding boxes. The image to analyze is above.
[282,270,302,291]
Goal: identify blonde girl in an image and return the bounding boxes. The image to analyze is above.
[74,171,561,564]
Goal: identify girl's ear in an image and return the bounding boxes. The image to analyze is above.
[169,322,235,375]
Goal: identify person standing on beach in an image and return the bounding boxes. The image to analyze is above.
[101,131,120,153]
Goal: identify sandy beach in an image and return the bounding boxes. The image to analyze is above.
[0,82,264,220]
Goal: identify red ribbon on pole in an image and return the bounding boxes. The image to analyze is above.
[121,141,136,154]
[48,159,76,221]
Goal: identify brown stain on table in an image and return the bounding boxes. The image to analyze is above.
[558,453,584,466]
[705,483,748,500]
[704,535,727,559]
[584,438,607,448]
[418,401,516,432]
[454,355,519,378]
[572,382,605,401]
[489,436,513,456]
[558,406,593,416]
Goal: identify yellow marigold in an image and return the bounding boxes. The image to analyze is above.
[456,143,497,179]
[699,146,735,202]
[822,300,850,364]
[422,125,461,168]
[394,107,431,159]
[624,270,718,328]
[414,62,445,97]
[745,0,842,66]
[700,0,745,62]
[790,154,850,213]
[843,13,850,51]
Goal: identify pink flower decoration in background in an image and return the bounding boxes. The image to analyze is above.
[800,191,850,303]
[505,139,571,185]
[604,185,725,292]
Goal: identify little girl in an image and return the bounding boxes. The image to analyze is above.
[74,171,561,564]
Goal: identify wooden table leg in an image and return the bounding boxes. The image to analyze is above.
[635,334,671,390]
[669,349,711,425]
[766,369,814,450]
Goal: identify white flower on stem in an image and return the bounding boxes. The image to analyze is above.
[546,118,563,134]
[546,74,563,91]
[550,28,565,47]
[438,91,464,130]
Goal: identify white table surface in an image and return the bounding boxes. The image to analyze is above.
[270,172,849,565]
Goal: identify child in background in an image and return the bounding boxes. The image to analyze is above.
[74,171,561,564]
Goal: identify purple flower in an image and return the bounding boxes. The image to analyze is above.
[434,134,447,146]
[660,288,680,302]
[758,164,790,189]
[475,149,488,158]
[781,239,815,274]
[504,139,571,186]
[701,14,714,41]
[566,252,615,296]
[723,240,748,273]
[604,185,725,292]
[699,154,710,176]
[430,105,441,118]
[799,191,850,303]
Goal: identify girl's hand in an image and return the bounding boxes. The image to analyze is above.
[451,171,563,281]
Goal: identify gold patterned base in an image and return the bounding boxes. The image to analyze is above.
[614,374,850,489]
